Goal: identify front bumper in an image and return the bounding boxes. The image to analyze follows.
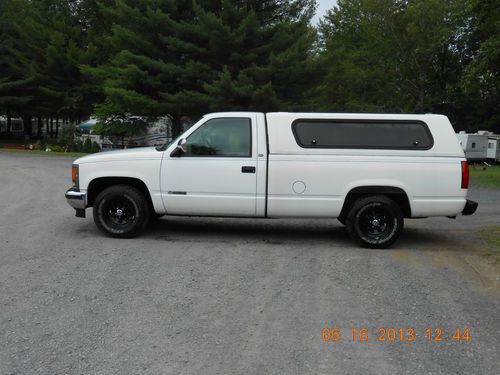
[462,199,478,216]
[65,187,87,217]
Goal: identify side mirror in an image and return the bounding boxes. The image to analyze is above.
[177,138,187,153]
[170,138,187,157]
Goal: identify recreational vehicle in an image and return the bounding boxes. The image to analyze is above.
[487,136,500,163]
[456,132,488,161]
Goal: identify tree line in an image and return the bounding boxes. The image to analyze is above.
[0,0,498,139]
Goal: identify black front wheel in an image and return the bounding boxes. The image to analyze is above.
[93,185,150,238]
[346,195,403,248]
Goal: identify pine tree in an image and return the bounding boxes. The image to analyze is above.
[85,0,318,137]
[0,0,37,135]
[1,0,96,138]
[198,1,318,112]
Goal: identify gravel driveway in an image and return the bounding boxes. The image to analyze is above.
[0,152,499,374]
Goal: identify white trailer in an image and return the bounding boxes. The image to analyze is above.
[487,136,500,162]
[0,116,25,133]
[456,133,488,161]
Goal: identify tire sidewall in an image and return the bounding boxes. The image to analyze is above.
[347,196,404,248]
[93,186,149,238]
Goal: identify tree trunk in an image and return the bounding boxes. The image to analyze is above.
[23,116,32,140]
[37,117,42,138]
[6,107,11,136]
[55,118,59,138]
[50,117,54,138]
[171,114,183,138]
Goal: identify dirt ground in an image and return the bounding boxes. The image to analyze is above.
[0,152,498,374]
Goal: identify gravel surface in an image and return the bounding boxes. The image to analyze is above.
[0,152,499,375]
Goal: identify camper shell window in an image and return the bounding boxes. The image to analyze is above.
[292,119,433,150]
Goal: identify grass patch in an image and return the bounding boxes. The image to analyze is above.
[0,148,87,158]
[477,225,500,251]
[470,164,500,189]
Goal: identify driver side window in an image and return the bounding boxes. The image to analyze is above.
[184,118,252,157]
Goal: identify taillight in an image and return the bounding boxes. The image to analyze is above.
[72,165,79,187]
[461,161,469,189]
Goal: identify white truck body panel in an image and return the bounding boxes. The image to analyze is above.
[76,147,165,213]
[160,112,263,216]
[265,113,465,218]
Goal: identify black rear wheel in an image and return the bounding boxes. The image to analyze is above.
[346,195,403,248]
[93,185,150,238]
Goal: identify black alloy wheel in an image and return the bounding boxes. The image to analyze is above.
[93,185,150,238]
[346,195,404,248]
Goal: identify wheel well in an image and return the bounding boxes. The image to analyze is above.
[339,186,411,219]
[87,177,154,209]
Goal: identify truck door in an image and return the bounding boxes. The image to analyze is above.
[161,115,258,216]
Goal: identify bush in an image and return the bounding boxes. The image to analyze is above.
[31,139,47,151]
[50,145,65,152]
[82,138,92,153]
[91,141,101,153]
[32,140,43,150]
[73,139,83,152]
[58,123,76,148]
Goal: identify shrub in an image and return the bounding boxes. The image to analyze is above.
[32,141,43,150]
[58,123,76,148]
[73,139,83,152]
[50,145,65,152]
[82,138,92,153]
[91,141,101,153]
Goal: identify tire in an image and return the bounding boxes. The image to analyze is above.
[93,184,150,238]
[345,195,403,249]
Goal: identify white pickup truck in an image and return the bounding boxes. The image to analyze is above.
[66,112,477,248]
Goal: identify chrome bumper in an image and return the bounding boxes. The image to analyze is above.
[66,187,87,217]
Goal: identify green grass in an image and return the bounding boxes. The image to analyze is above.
[477,225,500,250]
[470,164,500,189]
[0,148,87,158]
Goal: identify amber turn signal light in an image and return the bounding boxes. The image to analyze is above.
[72,165,78,186]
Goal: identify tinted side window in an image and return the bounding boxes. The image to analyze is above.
[185,118,251,157]
[292,120,433,149]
